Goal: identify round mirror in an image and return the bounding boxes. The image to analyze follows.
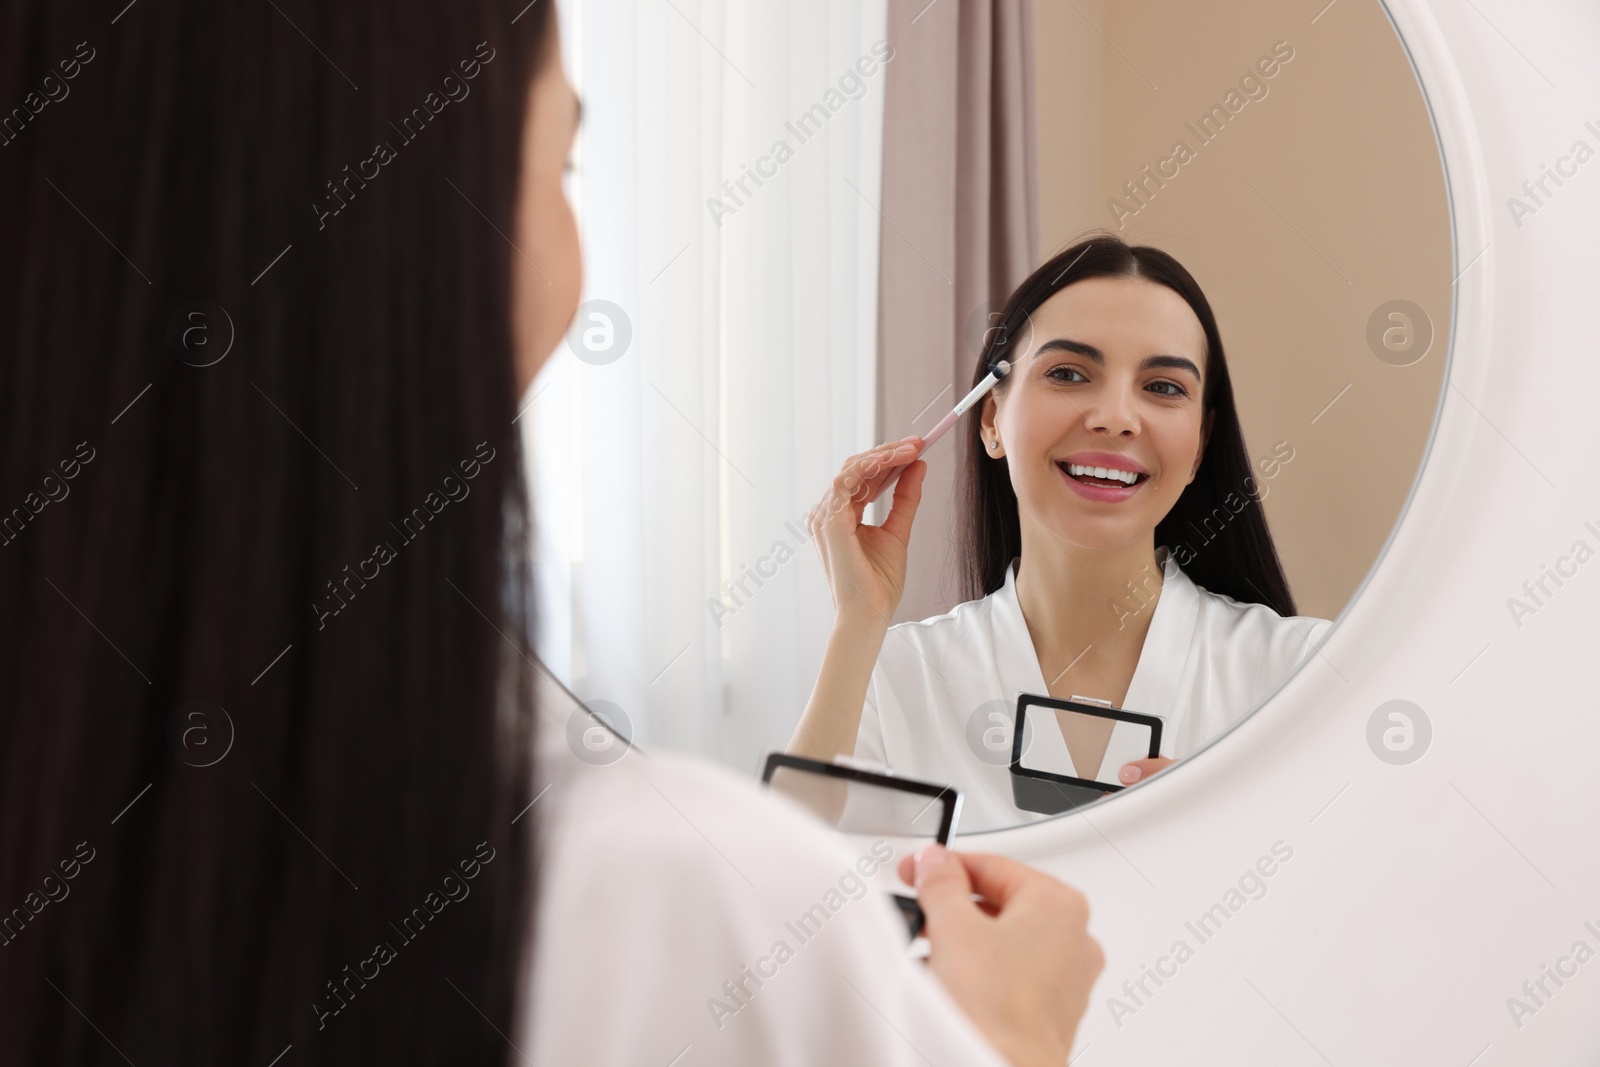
[530,0,1451,835]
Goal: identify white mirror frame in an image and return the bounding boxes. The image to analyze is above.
[852,1,1600,1061]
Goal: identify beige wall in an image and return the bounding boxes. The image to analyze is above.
[1035,0,1451,619]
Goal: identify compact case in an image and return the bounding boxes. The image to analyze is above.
[1009,693,1164,815]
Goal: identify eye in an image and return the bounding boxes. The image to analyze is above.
[1148,380,1188,398]
[1045,365,1086,384]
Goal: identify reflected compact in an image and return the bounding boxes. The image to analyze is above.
[1009,693,1164,815]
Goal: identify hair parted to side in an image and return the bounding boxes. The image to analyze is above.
[961,231,1299,616]
[0,1,553,1063]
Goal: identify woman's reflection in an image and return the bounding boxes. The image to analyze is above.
[789,234,1332,831]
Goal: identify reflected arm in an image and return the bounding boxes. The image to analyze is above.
[787,614,888,764]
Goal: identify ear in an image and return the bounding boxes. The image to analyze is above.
[1189,409,1215,482]
[978,394,1005,458]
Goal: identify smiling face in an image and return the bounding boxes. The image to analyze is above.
[980,275,1215,552]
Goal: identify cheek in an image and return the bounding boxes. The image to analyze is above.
[1000,392,1060,453]
[518,182,582,380]
[1153,415,1205,482]
[540,186,582,334]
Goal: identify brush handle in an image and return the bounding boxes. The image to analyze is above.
[912,409,961,461]
[869,365,1005,505]
[869,411,955,505]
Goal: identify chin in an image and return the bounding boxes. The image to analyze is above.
[1040,513,1154,553]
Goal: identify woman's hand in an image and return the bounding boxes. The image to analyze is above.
[899,845,1103,1067]
[787,437,926,764]
[1117,756,1175,785]
[805,436,927,628]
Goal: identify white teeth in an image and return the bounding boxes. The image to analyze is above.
[1066,463,1140,485]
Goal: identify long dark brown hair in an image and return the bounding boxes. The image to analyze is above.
[0,1,550,1062]
[962,232,1298,615]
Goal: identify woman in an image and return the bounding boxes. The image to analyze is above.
[0,1,1098,1063]
[792,236,1332,830]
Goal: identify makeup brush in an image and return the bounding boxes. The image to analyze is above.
[871,360,1011,504]
[911,359,1011,461]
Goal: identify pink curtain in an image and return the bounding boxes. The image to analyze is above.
[878,0,1040,622]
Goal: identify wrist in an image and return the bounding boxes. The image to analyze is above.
[832,605,892,638]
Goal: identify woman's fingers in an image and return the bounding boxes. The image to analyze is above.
[809,436,924,619]
[905,845,980,934]
[844,442,913,503]
[939,850,1062,916]
[877,459,926,544]
[856,438,922,504]
[902,847,1090,943]
[908,846,1101,1064]
[1117,756,1176,785]
[826,437,921,518]
[899,848,1059,916]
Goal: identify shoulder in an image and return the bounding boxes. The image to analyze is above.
[545,745,829,852]
[528,748,1008,1066]
[538,747,847,900]
[1183,574,1333,666]
[882,588,998,654]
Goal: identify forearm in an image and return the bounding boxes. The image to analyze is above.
[788,613,889,762]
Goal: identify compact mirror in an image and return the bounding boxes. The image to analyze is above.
[531,0,1450,836]
[1010,696,1164,817]
[761,753,960,841]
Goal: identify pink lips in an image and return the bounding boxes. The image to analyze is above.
[1060,465,1143,503]
[1057,452,1149,504]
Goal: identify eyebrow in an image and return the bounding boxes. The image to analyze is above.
[1034,338,1202,382]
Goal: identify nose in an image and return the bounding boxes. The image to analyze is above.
[1085,380,1140,436]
